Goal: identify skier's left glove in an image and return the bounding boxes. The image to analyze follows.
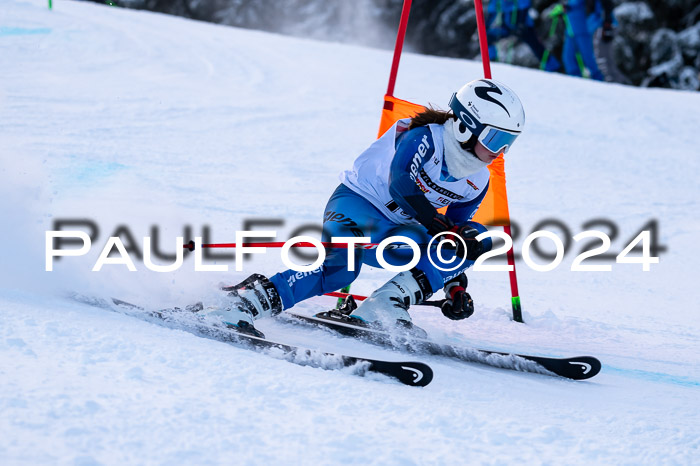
[427,214,485,261]
[441,276,474,320]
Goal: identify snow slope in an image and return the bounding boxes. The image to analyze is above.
[1,0,699,464]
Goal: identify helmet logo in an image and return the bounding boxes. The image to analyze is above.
[474,80,510,117]
[459,111,477,130]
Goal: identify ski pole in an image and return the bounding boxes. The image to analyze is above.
[541,4,564,70]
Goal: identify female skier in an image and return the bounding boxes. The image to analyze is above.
[211,78,526,338]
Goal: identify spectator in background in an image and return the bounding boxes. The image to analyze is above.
[486,0,562,72]
[561,0,614,80]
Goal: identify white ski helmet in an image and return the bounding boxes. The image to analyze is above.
[448,79,525,154]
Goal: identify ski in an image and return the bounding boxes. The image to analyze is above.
[283,308,601,381]
[71,295,433,387]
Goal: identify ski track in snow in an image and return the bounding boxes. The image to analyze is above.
[2,0,699,464]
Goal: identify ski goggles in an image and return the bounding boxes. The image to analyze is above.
[449,93,520,154]
[478,126,519,154]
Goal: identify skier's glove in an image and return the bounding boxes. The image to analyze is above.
[441,278,474,320]
[427,214,485,261]
[426,213,456,236]
[602,22,614,43]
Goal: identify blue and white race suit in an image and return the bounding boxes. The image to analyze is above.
[269,118,492,310]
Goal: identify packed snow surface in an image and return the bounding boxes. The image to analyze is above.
[1,0,699,464]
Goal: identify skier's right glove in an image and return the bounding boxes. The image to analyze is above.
[441,276,474,320]
[427,214,484,261]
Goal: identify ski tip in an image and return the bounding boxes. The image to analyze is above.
[371,361,433,387]
[405,362,433,387]
[562,356,602,380]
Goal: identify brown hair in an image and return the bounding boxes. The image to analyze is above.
[408,106,454,130]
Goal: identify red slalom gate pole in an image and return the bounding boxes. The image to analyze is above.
[184,241,351,251]
[473,0,493,80]
[184,239,478,251]
[386,0,413,97]
[473,0,523,323]
[325,291,368,301]
[503,225,522,322]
